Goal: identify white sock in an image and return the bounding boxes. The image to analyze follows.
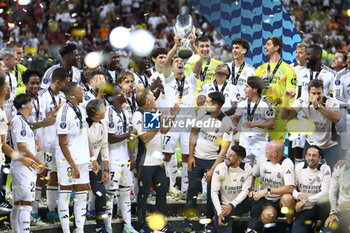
[105,191,115,229]
[58,190,71,233]
[119,186,132,228]
[74,191,88,233]
[181,162,188,193]
[202,176,207,193]
[88,190,95,211]
[32,186,42,215]
[10,205,20,233]
[164,159,177,188]
[18,205,32,233]
[47,186,58,212]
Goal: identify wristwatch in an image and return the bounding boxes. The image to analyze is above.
[267,188,271,195]
[315,103,321,110]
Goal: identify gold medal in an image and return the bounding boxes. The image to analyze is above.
[162,93,166,99]
[178,98,183,103]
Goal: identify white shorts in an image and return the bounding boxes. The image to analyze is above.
[57,162,89,186]
[11,171,36,202]
[44,152,57,171]
[243,147,266,165]
[162,131,190,154]
[105,163,133,190]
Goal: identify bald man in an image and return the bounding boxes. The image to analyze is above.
[246,141,295,233]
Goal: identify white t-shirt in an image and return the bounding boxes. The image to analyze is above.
[106,106,131,164]
[236,97,275,148]
[194,108,233,160]
[293,162,331,210]
[0,108,7,165]
[56,102,90,164]
[332,68,350,105]
[253,156,295,201]
[132,110,163,166]
[199,80,239,110]
[211,162,252,215]
[292,96,339,148]
[39,88,65,155]
[27,95,46,142]
[41,64,81,89]
[10,114,36,173]
[226,61,255,101]
[296,66,335,98]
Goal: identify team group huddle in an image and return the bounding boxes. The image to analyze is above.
[0,33,349,233]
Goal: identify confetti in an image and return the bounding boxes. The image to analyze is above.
[199,218,211,224]
[304,220,312,225]
[147,212,166,230]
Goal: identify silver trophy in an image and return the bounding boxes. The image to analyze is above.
[174,7,195,59]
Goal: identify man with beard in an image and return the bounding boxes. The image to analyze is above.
[101,46,124,85]
[280,79,341,169]
[296,44,334,99]
[160,55,201,199]
[184,92,233,232]
[41,43,81,89]
[38,68,70,223]
[131,55,152,89]
[292,145,331,233]
[331,51,350,158]
[254,37,296,142]
[211,145,253,233]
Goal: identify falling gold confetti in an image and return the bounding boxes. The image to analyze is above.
[147,212,166,230]
[199,218,211,224]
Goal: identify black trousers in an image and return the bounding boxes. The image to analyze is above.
[291,203,329,233]
[186,157,215,219]
[137,165,168,225]
[89,170,107,229]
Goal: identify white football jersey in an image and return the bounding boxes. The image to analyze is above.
[296,65,334,98]
[253,156,295,201]
[293,162,331,210]
[211,162,252,215]
[10,114,36,173]
[226,61,255,101]
[56,102,90,164]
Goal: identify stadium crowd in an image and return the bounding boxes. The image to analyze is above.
[0,0,348,233]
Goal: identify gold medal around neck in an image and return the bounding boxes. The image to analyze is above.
[162,93,166,99]
[178,98,183,103]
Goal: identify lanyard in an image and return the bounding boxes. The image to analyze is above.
[17,112,29,125]
[127,95,136,113]
[32,97,40,121]
[267,59,282,83]
[60,64,74,81]
[135,71,149,87]
[7,73,13,92]
[48,87,61,107]
[213,80,228,93]
[176,77,186,100]
[200,58,211,82]
[247,97,261,122]
[310,67,322,80]
[67,100,83,129]
[231,61,245,85]
[112,107,127,133]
